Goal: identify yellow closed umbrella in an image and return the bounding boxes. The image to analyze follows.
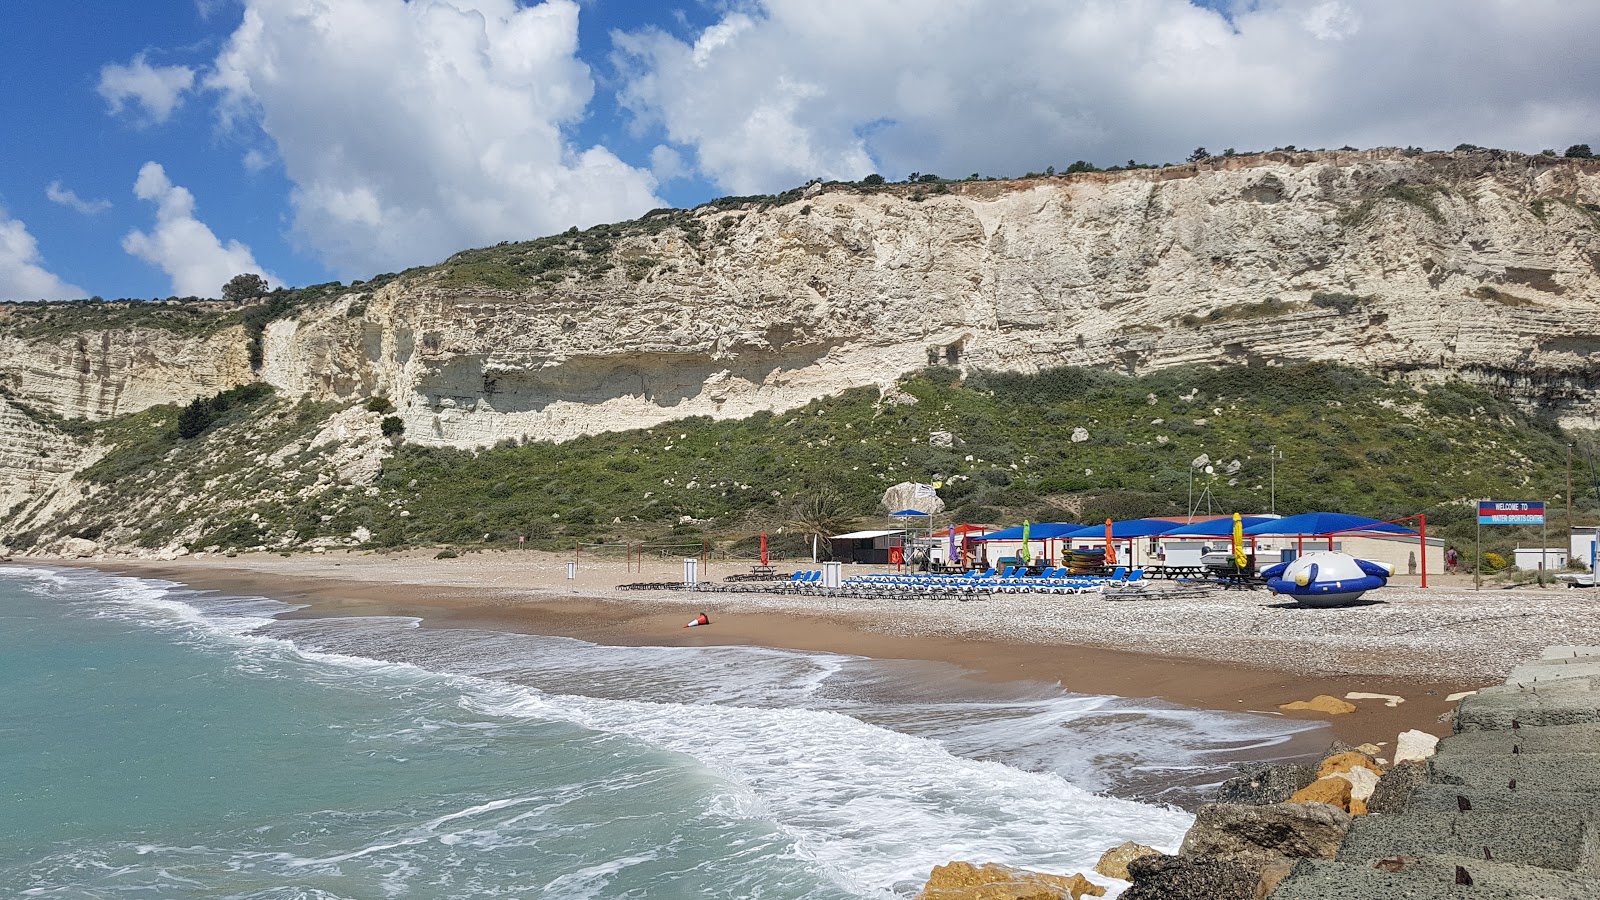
[1232,512,1248,569]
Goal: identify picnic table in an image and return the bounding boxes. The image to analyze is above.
[748,564,779,579]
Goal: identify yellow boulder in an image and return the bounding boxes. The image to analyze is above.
[1288,776,1353,812]
[1092,842,1160,881]
[1317,751,1385,779]
[917,861,1106,900]
[1278,695,1357,715]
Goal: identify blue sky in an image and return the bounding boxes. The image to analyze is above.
[2,0,1597,301]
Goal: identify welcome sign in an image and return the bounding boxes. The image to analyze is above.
[1477,501,1545,526]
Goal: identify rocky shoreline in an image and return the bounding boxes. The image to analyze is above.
[918,646,1600,899]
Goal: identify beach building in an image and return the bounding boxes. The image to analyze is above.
[1514,547,1570,571]
[1572,526,1598,570]
[829,529,906,565]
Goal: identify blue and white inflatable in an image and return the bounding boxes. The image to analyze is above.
[1259,551,1394,607]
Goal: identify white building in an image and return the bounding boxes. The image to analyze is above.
[1571,527,1598,571]
[1514,547,1570,571]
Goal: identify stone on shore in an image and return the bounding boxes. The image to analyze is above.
[1092,842,1159,881]
[1331,765,1381,803]
[1392,729,1440,764]
[916,861,1104,900]
[1214,763,1318,806]
[1279,695,1356,715]
[1120,854,1258,900]
[1178,802,1351,866]
[1316,751,1383,779]
[1288,777,1353,811]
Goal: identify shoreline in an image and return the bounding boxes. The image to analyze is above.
[56,552,1501,751]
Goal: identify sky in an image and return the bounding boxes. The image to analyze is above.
[1,0,1597,302]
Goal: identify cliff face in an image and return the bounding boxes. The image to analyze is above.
[1,149,1598,543]
[251,148,1600,446]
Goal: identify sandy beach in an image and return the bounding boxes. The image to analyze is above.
[66,548,1600,755]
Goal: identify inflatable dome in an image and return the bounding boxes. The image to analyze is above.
[1259,551,1394,607]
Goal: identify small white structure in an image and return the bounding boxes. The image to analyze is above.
[1571,527,1598,571]
[1514,547,1569,571]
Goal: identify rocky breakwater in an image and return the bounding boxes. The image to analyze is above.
[1269,646,1600,899]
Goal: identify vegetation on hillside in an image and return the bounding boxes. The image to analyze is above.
[11,362,1587,563]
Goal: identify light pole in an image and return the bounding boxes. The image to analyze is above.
[1269,445,1283,514]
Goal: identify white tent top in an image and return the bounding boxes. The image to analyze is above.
[831,529,907,540]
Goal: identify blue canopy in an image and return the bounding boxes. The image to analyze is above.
[1243,512,1415,537]
[969,522,1080,541]
[1063,518,1181,539]
[889,509,931,517]
[1157,517,1276,537]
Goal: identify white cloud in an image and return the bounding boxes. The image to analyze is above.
[206,0,663,276]
[0,210,86,301]
[649,145,689,183]
[122,162,275,298]
[614,0,1600,194]
[98,53,197,123]
[46,181,112,215]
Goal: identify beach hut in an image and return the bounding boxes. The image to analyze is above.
[1061,518,1180,569]
[830,529,907,565]
[968,522,1079,567]
[1156,516,1277,566]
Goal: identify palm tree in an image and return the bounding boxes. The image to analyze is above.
[787,486,855,561]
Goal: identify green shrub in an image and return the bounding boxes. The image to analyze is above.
[380,416,405,437]
[365,396,395,414]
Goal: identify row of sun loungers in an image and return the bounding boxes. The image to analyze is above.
[687,566,1153,599]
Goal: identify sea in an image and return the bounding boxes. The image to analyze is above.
[0,566,1323,898]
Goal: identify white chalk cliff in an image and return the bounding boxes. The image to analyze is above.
[2,148,1598,530]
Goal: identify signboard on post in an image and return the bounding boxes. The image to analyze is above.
[1477,501,1545,525]
[1474,500,1549,591]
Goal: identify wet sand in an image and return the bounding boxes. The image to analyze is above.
[68,551,1494,752]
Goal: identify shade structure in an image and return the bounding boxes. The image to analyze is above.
[889,509,932,517]
[969,522,1080,541]
[1157,516,1276,537]
[1243,512,1415,537]
[1064,518,1181,539]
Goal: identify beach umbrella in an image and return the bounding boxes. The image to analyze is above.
[1104,518,1117,566]
[1018,519,1032,562]
[947,524,957,562]
[760,532,768,566]
[1232,513,1248,568]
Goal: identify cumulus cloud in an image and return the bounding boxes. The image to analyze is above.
[613,0,1600,193]
[122,162,275,297]
[98,53,197,123]
[0,210,86,301]
[206,0,662,276]
[46,181,112,215]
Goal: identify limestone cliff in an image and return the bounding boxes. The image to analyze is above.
[275,148,1600,446]
[2,148,1599,553]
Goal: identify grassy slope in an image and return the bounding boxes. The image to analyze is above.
[370,363,1589,557]
[4,363,1591,562]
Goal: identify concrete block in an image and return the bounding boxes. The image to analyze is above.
[1407,785,1600,816]
[1336,812,1591,871]
[1437,723,1600,757]
[1508,660,1600,682]
[1477,677,1600,697]
[1454,692,1600,731]
[1272,856,1600,900]
[1542,646,1600,660]
[1430,752,1600,793]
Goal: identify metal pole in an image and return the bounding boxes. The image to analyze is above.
[1269,444,1277,515]
[1475,510,1482,590]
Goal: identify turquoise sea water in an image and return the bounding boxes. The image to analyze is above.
[0,567,1319,898]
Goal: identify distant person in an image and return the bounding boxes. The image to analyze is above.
[1408,551,1417,575]
[1445,547,1460,574]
